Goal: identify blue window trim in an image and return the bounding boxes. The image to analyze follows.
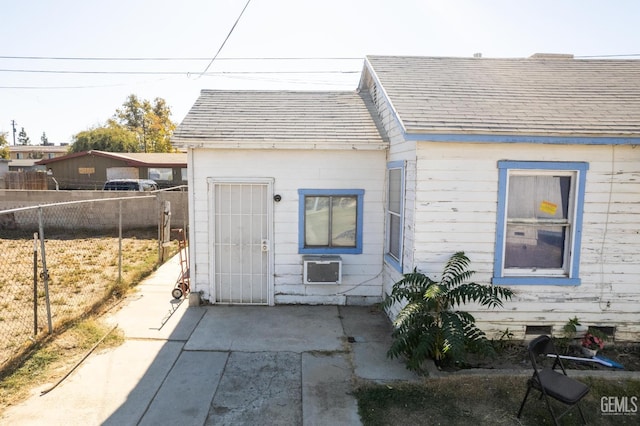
[298,189,364,255]
[492,161,589,286]
[385,161,404,272]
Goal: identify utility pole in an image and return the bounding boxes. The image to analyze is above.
[11,120,17,145]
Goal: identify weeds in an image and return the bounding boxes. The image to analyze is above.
[356,376,640,425]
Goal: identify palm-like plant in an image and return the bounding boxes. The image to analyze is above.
[383,252,514,371]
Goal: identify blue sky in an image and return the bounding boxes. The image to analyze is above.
[1,0,639,145]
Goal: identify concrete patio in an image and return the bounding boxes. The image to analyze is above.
[1,255,420,426]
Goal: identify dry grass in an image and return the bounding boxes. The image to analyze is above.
[0,318,124,412]
[356,375,640,425]
[0,233,166,371]
[0,231,173,413]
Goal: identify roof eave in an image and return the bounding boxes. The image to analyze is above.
[170,138,388,151]
[405,131,640,145]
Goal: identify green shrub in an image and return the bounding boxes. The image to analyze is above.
[383,252,514,371]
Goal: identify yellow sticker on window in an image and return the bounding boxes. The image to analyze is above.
[540,200,558,215]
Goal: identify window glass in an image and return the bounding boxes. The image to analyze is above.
[388,214,401,259]
[304,196,356,248]
[331,196,357,247]
[305,196,330,246]
[299,189,363,254]
[493,161,588,286]
[505,175,571,269]
[148,168,173,181]
[386,166,403,264]
[388,169,402,214]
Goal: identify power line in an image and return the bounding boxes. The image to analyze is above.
[574,54,640,58]
[0,69,359,76]
[0,55,361,61]
[199,0,252,77]
[0,70,360,89]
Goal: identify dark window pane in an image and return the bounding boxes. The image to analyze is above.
[388,214,401,260]
[504,225,566,269]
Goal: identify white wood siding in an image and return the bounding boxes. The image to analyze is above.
[190,148,386,305]
[362,78,418,316]
[409,142,640,340]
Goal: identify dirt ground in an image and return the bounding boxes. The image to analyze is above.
[358,339,640,426]
[449,340,640,372]
[0,234,159,370]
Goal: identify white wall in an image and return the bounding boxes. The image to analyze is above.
[361,77,418,317]
[409,142,640,340]
[190,148,386,305]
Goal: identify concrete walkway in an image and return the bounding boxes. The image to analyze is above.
[1,255,420,426]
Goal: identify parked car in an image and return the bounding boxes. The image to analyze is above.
[103,179,158,191]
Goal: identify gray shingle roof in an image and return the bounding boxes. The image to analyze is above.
[364,55,640,137]
[172,90,388,150]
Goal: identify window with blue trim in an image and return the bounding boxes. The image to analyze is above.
[385,161,404,271]
[298,189,364,254]
[493,161,588,286]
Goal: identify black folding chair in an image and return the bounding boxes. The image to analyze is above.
[517,335,589,425]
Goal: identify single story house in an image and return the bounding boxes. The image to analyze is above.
[7,159,46,173]
[173,54,640,341]
[37,150,188,190]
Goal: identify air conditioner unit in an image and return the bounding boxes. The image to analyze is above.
[303,255,342,284]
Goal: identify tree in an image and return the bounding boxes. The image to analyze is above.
[383,252,514,371]
[0,132,8,159]
[17,127,31,145]
[70,125,139,153]
[41,132,50,146]
[109,94,176,153]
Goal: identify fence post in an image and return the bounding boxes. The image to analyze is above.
[158,199,171,263]
[157,197,161,264]
[33,232,38,336]
[118,200,122,283]
[38,207,53,334]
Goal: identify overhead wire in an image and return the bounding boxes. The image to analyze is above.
[0,55,361,61]
[0,0,364,88]
[198,0,252,78]
[574,53,640,58]
[1,69,191,75]
[0,69,359,75]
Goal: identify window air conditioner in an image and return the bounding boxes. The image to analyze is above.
[303,255,342,284]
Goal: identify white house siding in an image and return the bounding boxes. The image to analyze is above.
[409,142,640,341]
[361,78,418,317]
[189,148,386,305]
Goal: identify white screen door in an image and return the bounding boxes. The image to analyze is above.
[211,180,272,305]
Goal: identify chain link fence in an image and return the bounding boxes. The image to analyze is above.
[0,190,188,370]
